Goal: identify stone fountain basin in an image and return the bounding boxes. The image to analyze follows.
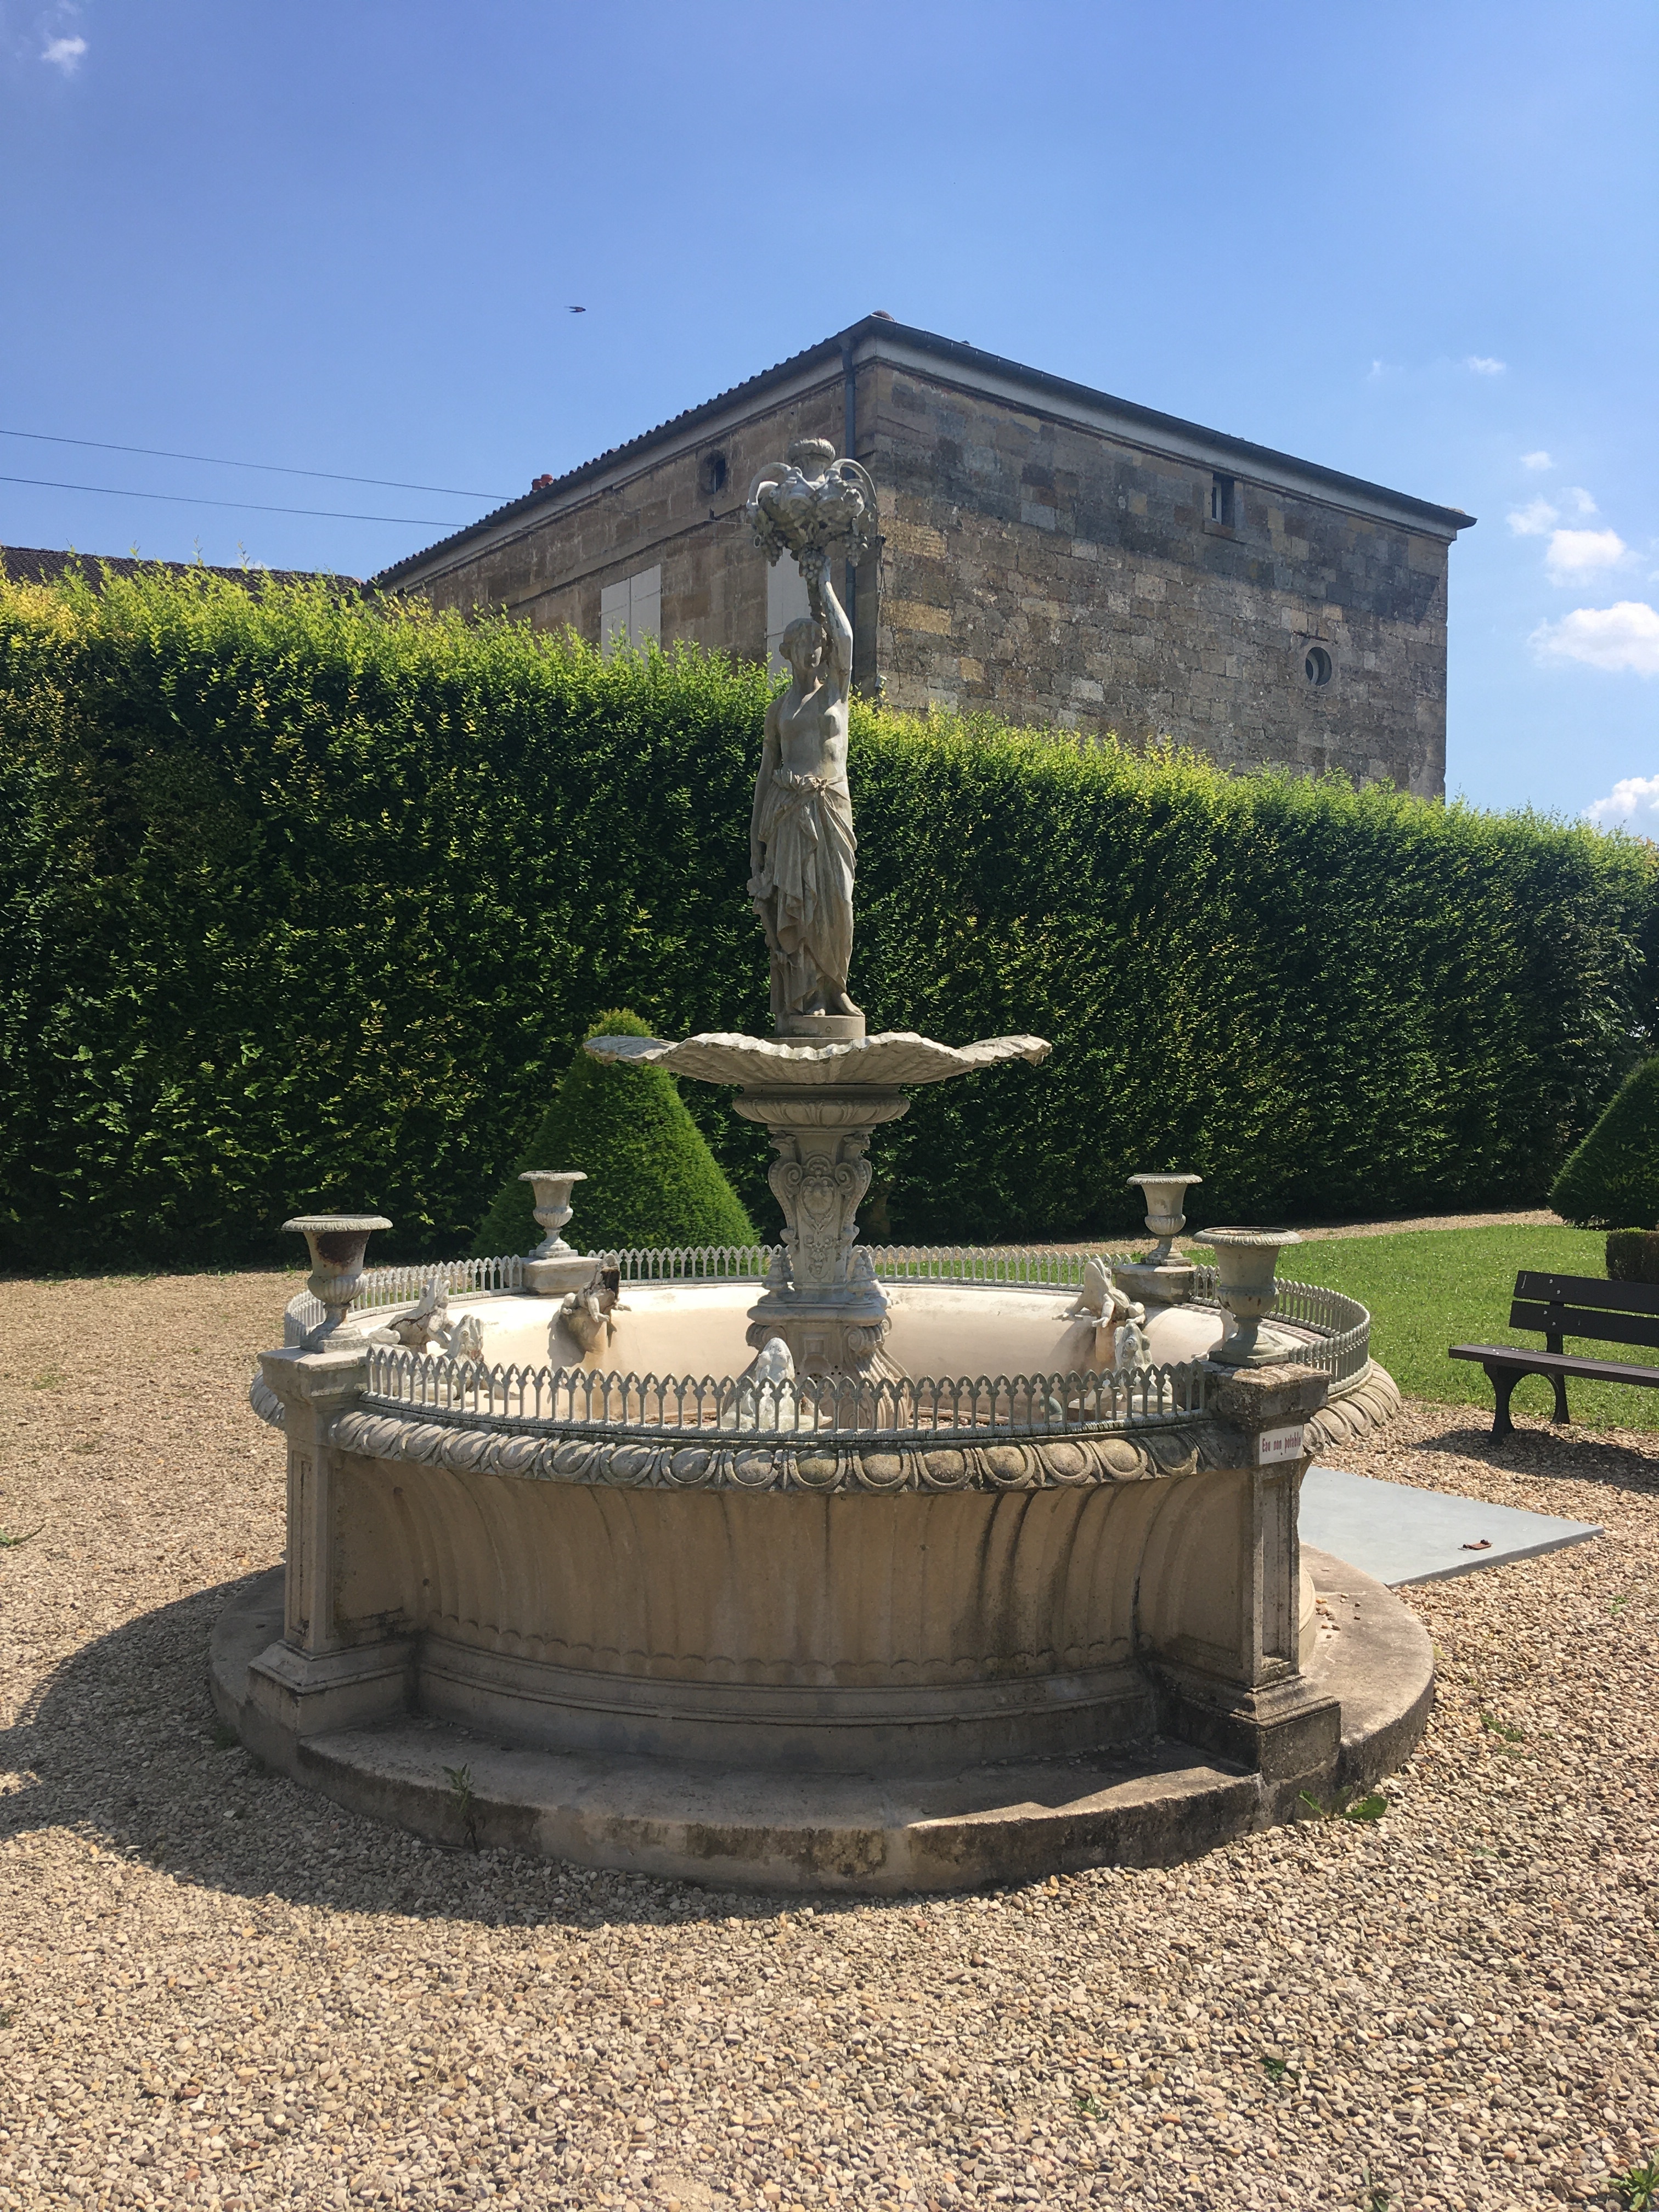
[234,1258,1417,1886]
[396,1277,1276,1381]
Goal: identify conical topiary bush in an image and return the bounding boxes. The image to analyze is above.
[1550,1054,1659,1229]
[472,1009,758,1257]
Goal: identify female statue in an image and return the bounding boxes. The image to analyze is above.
[748,546,862,1028]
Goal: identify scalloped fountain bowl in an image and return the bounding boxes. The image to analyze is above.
[215,1241,1425,1892]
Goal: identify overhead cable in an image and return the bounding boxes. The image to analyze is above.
[0,427,504,501]
[0,473,444,524]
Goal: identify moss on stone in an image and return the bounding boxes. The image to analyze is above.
[472,1009,758,1258]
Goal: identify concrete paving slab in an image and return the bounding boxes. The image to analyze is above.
[1301,1465,1602,1587]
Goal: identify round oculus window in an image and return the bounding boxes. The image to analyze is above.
[1304,644,1333,687]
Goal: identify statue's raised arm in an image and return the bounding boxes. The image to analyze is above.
[744,441,876,1037]
[804,549,852,699]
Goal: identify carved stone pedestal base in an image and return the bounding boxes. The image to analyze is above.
[743,1284,905,1384]
[247,1635,413,1740]
[735,1084,910,1381]
[523,1253,597,1297]
[775,1011,866,1043]
[1112,1257,1197,1306]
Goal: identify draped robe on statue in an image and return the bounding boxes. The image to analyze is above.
[752,768,857,1019]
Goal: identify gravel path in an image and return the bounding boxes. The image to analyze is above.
[2,1273,1656,2211]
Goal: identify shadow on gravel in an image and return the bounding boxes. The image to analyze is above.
[0,1576,803,1934]
[1398,1410,1659,1498]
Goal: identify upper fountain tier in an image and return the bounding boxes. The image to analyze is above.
[586,1029,1052,1380]
[584,1029,1051,1088]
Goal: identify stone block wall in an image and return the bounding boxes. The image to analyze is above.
[865,364,1449,797]
[390,344,1455,798]
[407,384,848,670]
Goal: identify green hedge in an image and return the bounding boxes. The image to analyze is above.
[470,1009,755,1257]
[1606,1229,1659,1284]
[1,561,1654,1268]
[1551,1053,1659,1228]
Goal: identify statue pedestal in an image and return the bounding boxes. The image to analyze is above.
[1113,1256,1197,1306]
[775,1011,866,1043]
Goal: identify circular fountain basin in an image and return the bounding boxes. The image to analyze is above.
[223,1247,1421,1890]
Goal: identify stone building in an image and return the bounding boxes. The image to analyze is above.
[376,317,1474,796]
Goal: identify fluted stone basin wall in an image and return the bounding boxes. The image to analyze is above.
[241,1248,1383,1805]
[309,1441,1319,1773]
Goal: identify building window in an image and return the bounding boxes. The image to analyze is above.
[699,450,728,497]
[1209,473,1235,528]
[1304,644,1334,687]
[600,565,662,658]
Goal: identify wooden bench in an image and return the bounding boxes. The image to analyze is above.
[1451,1271,1659,1437]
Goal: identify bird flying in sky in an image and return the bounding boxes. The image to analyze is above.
[567,305,586,314]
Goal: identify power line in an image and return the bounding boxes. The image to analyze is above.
[0,473,447,525]
[0,427,505,501]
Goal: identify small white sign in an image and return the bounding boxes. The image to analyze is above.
[1256,1423,1305,1466]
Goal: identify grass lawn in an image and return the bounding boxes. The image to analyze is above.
[1263,1224,1659,1433]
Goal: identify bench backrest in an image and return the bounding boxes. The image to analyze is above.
[1511,1270,1659,1351]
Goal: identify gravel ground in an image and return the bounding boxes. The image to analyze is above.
[2,1271,1656,2212]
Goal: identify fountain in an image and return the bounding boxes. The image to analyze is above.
[214,448,1425,1891]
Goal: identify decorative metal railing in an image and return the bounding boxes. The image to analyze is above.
[285,1252,526,1342]
[285,1243,1372,1398]
[1266,1279,1370,1386]
[358,1345,1210,1440]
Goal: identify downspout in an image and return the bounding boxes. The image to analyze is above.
[839,335,858,687]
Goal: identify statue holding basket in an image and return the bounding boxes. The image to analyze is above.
[744,439,878,1037]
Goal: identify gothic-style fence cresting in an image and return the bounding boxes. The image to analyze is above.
[357,1344,1211,1440]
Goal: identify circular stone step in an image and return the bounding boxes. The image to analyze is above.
[210,1547,1431,1893]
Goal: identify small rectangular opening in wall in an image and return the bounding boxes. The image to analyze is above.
[1209,473,1236,528]
[600,565,662,658]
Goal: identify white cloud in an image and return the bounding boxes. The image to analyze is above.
[1464,356,1506,375]
[1533,602,1659,678]
[41,32,86,70]
[1564,486,1598,516]
[1508,498,1558,537]
[1546,527,1628,582]
[1521,451,1554,471]
[1587,774,1659,829]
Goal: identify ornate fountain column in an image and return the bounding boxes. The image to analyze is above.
[586,1031,1051,1381]
[734,1085,910,1376]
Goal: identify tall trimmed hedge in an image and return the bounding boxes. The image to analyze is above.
[1,562,1654,1268]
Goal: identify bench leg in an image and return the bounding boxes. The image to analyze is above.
[1550,1372,1571,1425]
[1485,1365,1520,1441]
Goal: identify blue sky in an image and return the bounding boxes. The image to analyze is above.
[3,0,1654,824]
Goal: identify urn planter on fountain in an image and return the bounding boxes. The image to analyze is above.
[1115,1172,1204,1305]
[518,1169,595,1296]
[281,1214,393,1349]
[214,442,1425,1892]
[1194,1227,1306,1366]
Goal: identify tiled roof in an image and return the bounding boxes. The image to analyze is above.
[373,316,1475,587]
[2,546,356,590]
[373,324,866,587]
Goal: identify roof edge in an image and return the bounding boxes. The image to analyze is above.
[374,317,1474,586]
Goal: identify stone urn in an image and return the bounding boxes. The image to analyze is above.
[519,1170,596,1297]
[1192,1226,1304,1366]
[282,1213,392,1348]
[1115,1172,1204,1305]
